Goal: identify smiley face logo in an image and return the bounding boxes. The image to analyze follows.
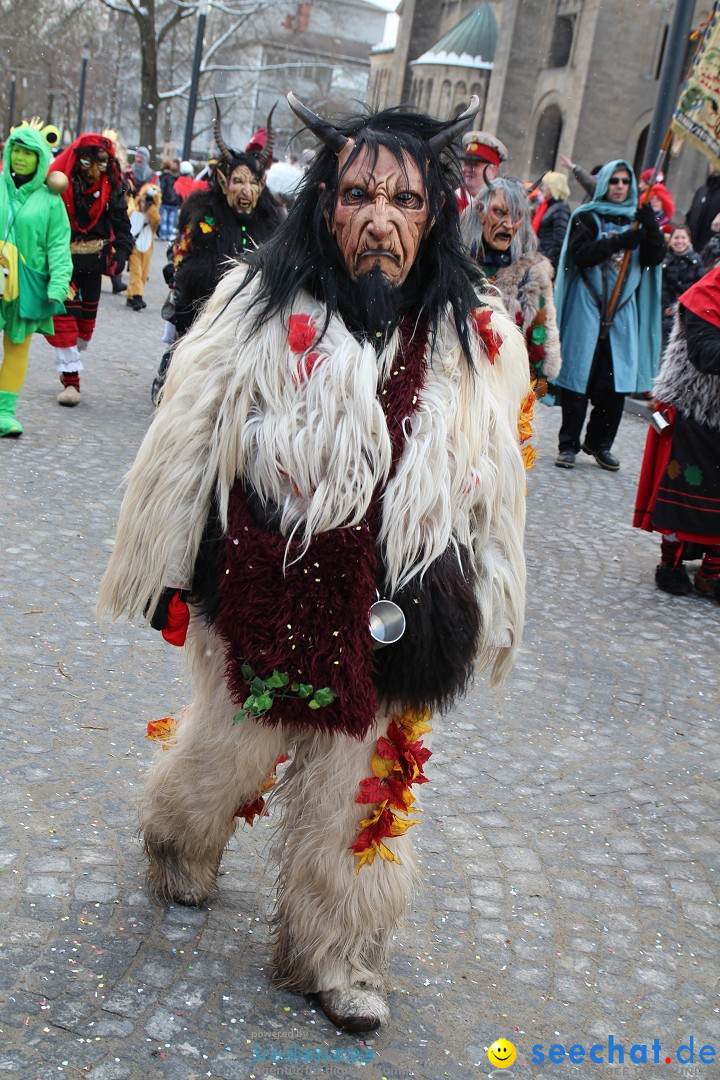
[488,1039,517,1068]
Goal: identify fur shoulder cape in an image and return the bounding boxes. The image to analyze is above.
[491,252,562,381]
[653,311,720,432]
[98,268,530,684]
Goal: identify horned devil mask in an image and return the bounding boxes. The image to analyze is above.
[287,92,480,284]
[213,99,275,215]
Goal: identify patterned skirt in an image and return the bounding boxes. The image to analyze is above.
[634,404,720,544]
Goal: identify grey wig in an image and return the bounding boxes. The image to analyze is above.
[460,176,536,263]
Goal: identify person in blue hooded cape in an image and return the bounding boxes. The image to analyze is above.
[552,159,665,471]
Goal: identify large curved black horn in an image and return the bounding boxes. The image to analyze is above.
[213,96,232,163]
[428,95,481,154]
[287,91,349,154]
[257,102,277,173]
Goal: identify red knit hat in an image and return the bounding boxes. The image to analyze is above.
[246,128,268,153]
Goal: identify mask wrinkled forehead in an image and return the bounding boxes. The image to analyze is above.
[231,164,260,184]
[218,152,263,180]
[337,136,425,192]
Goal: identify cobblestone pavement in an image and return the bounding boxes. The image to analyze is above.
[1,250,718,1080]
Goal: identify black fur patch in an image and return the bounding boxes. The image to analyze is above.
[173,188,283,333]
[188,502,224,625]
[374,545,481,714]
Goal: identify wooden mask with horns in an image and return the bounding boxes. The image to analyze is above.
[213,98,275,175]
[285,92,481,284]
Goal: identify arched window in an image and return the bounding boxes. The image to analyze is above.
[470,80,486,122]
[531,104,563,173]
[548,15,574,68]
[439,79,452,116]
[452,80,467,112]
[417,79,424,106]
[424,79,434,110]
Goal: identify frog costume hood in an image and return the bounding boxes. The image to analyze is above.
[3,121,56,196]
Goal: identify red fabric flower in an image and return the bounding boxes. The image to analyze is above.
[471,308,501,365]
[294,350,322,384]
[288,314,317,353]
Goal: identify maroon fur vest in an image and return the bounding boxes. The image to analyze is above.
[191,315,482,738]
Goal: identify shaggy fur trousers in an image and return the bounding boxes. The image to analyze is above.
[140,624,419,994]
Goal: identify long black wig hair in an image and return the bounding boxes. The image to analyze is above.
[238,105,487,366]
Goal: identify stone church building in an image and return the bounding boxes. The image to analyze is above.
[369,0,710,213]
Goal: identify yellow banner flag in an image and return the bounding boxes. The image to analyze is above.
[672,1,720,164]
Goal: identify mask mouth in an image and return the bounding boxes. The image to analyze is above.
[358,249,401,266]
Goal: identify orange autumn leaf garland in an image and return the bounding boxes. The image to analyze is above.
[146,717,177,742]
[236,755,289,825]
[146,713,288,823]
[518,389,537,471]
[352,708,432,871]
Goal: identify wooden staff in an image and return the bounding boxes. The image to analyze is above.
[605,3,715,328]
[604,128,673,328]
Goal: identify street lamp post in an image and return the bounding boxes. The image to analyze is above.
[7,72,16,133]
[644,1,696,169]
[75,44,90,139]
[182,0,210,160]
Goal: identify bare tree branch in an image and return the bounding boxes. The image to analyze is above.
[158,3,198,46]
[97,0,135,14]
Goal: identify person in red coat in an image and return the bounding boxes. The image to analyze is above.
[46,134,134,406]
[173,160,195,202]
[633,267,720,599]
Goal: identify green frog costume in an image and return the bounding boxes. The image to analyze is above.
[0,119,72,436]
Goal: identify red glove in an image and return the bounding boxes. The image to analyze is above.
[162,592,190,646]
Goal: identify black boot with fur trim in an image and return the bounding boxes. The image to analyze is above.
[316,986,389,1033]
[655,562,692,595]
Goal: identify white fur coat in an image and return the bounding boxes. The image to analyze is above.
[99,268,530,683]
